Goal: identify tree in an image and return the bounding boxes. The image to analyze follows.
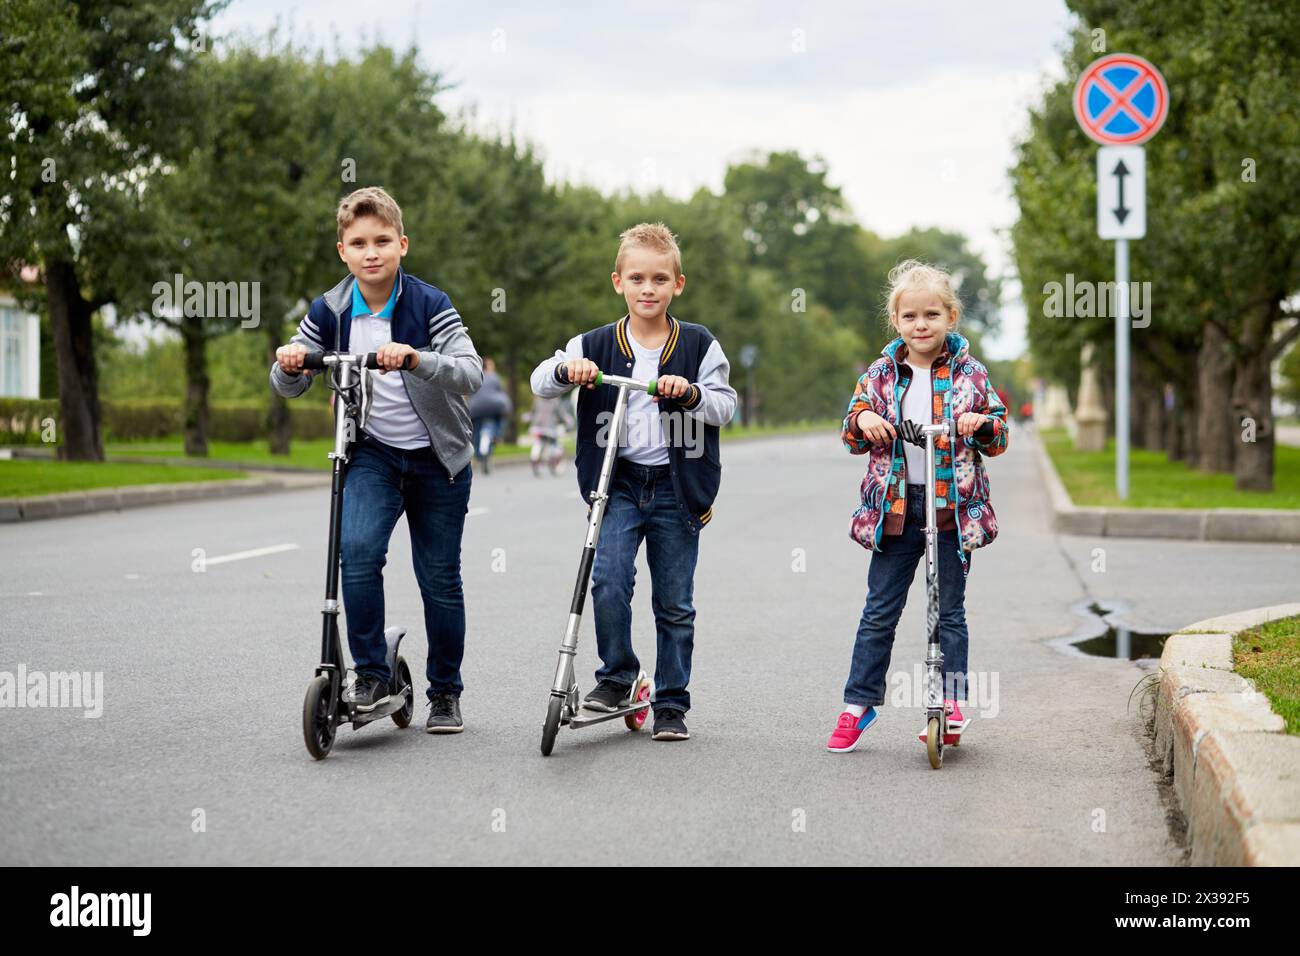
[0,0,221,459]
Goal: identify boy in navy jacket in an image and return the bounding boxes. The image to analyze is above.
[272,187,482,734]
[530,223,736,740]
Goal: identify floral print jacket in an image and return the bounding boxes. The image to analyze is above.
[841,332,1009,574]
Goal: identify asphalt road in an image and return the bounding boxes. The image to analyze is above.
[3,428,1296,865]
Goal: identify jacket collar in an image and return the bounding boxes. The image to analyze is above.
[324,267,407,319]
[616,313,681,366]
[882,330,968,371]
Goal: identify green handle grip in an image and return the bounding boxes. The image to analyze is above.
[647,378,657,396]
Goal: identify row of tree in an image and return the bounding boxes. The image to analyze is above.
[1011,0,1300,491]
[4,1,1012,462]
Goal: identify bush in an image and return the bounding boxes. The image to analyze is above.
[0,398,332,444]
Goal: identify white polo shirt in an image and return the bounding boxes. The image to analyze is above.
[348,282,429,449]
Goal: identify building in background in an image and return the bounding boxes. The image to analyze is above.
[0,293,41,398]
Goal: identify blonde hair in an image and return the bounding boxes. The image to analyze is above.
[885,259,962,327]
[337,186,404,241]
[614,222,682,277]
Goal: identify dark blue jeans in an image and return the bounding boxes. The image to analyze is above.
[591,460,701,713]
[843,485,970,707]
[340,432,471,700]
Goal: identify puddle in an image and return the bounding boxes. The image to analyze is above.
[1055,601,1172,664]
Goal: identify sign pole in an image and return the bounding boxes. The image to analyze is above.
[1115,237,1129,500]
[1074,52,1168,503]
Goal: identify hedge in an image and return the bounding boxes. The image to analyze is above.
[0,398,333,444]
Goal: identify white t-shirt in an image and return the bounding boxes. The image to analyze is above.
[618,329,670,465]
[901,364,933,485]
[349,313,430,449]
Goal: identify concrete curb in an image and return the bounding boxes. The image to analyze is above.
[1029,428,1300,542]
[1153,603,1300,865]
[0,472,330,523]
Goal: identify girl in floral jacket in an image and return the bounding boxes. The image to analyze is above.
[826,260,1009,754]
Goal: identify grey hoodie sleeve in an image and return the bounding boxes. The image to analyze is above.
[530,334,585,398]
[409,316,483,396]
[268,312,328,398]
[676,339,737,427]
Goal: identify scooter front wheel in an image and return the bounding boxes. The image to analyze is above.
[541,695,563,756]
[391,655,414,728]
[303,674,337,760]
[926,716,943,769]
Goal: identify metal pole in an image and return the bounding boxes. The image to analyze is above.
[1115,238,1130,500]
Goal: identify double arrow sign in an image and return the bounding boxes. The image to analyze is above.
[1097,145,1146,239]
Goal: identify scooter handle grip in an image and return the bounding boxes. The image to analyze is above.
[300,351,326,370]
[364,352,413,370]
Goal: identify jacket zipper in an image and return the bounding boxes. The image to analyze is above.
[336,280,457,485]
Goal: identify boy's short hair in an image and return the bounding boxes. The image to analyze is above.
[614,222,682,277]
[337,187,404,240]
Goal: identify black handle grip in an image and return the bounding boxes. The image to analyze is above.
[301,352,326,370]
[364,352,413,370]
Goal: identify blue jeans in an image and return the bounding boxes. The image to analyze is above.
[843,485,970,707]
[340,432,472,699]
[591,460,701,713]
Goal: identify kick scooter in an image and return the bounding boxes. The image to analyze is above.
[298,350,416,760]
[539,365,654,756]
[898,417,966,769]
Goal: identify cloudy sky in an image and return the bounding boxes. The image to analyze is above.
[212,0,1077,359]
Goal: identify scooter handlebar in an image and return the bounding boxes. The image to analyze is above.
[553,363,655,394]
[300,352,413,371]
[897,416,995,448]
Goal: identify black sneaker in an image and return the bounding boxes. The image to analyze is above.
[652,708,689,741]
[582,679,632,712]
[345,674,390,712]
[425,692,464,734]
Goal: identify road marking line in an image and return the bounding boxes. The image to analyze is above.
[206,543,301,565]
[468,507,489,517]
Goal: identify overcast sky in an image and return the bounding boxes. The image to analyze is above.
[211,0,1077,359]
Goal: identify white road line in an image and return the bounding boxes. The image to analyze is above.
[206,543,301,566]
[467,506,489,517]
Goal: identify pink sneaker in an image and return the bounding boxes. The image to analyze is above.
[827,707,878,753]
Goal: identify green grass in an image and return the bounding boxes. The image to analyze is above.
[1041,428,1300,509]
[100,420,837,471]
[1233,615,1300,736]
[0,460,249,498]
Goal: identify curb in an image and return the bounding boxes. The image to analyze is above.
[1152,602,1300,866]
[0,473,330,523]
[1030,428,1300,542]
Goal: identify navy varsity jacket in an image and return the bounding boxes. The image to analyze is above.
[530,314,737,533]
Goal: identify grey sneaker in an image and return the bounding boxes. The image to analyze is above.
[425,692,464,734]
[345,674,390,712]
[582,679,632,712]
[652,708,689,741]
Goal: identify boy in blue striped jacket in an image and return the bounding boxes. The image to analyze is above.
[271,187,482,734]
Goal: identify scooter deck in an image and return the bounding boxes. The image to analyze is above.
[567,701,651,728]
[349,691,410,729]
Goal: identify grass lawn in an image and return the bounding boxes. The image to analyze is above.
[1041,428,1300,509]
[0,459,248,498]
[102,419,839,471]
[1233,615,1300,736]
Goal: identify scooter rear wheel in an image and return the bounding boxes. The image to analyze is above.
[303,674,337,760]
[624,677,652,731]
[541,695,563,756]
[391,656,414,728]
[926,717,942,769]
